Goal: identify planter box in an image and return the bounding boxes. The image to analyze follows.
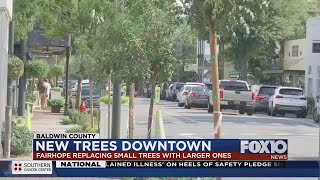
[51,106,62,113]
[99,104,129,139]
[51,90,62,99]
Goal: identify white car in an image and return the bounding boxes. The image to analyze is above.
[177,84,204,107]
[268,87,307,118]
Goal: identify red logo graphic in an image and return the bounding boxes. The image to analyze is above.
[13,163,22,172]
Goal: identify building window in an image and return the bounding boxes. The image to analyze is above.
[313,43,320,53]
[292,46,299,57]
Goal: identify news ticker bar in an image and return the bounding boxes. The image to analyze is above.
[33,152,288,160]
[55,161,286,168]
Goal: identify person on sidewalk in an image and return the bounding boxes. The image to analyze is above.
[37,79,48,110]
[44,79,52,108]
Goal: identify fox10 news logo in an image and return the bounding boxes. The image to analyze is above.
[240,140,288,154]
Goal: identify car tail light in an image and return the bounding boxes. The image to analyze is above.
[190,92,196,97]
[276,95,283,98]
[182,92,188,96]
[219,90,224,99]
[299,97,307,100]
[252,92,255,101]
[255,95,265,100]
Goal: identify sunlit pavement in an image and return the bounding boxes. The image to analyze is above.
[133,98,320,160]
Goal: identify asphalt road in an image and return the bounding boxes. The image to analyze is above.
[132,98,320,160]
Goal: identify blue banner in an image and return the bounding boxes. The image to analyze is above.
[0,161,319,177]
[33,139,288,154]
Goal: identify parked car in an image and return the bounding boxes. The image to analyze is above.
[170,82,185,101]
[165,84,173,101]
[178,84,205,107]
[268,87,307,118]
[204,82,212,91]
[208,80,254,115]
[184,85,210,109]
[81,86,101,108]
[177,83,205,103]
[313,96,320,123]
[252,85,277,113]
[160,83,169,100]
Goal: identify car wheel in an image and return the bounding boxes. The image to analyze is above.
[247,109,253,116]
[271,108,277,117]
[267,109,271,116]
[313,109,320,122]
[178,102,184,107]
[301,112,307,118]
[239,107,245,114]
[208,104,213,113]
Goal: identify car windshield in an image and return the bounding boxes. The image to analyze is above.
[205,84,212,90]
[192,86,209,92]
[279,89,303,96]
[184,86,192,91]
[259,87,277,96]
[220,81,249,91]
[81,88,100,96]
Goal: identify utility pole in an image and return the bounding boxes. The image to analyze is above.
[17,39,27,117]
[64,35,72,116]
[7,21,14,107]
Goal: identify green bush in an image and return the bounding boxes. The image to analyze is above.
[62,116,73,125]
[1,117,33,156]
[99,96,129,105]
[48,98,65,107]
[25,60,49,78]
[8,56,24,79]
[66,118,99,133]
[87,109,100,118]
[67,109,91,124]
[51,87,63,92]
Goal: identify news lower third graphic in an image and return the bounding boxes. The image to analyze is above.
[0,133,317,177]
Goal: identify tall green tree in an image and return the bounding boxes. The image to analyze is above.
[36,0,110,109]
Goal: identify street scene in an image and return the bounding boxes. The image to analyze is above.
[0,0,320,179]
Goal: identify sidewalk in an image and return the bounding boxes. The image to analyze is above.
[32,109,74,133]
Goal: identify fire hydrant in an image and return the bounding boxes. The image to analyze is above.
[79,101,87,113]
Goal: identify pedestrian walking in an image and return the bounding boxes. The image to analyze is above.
[43,79,51,108]
[37,79,48,110]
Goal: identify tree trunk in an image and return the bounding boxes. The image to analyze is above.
[241,53,249,81]
[147,82,155,139]
[107,74,112,138]
[75,76,83,109]
[89,79,94,128]
[129,82,135,139]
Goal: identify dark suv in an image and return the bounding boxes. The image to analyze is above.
[170,82,185,101]
[252,85,277,113]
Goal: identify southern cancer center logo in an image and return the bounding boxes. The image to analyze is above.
[11,161,53,174]
[13,162,23,172]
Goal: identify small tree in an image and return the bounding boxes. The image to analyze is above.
[48,64,64,86]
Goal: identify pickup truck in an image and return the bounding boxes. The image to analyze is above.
[208,80,254,115]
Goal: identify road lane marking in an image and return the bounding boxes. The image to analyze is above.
[162,109,320,127]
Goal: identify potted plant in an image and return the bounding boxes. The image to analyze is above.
[48,98,65,113]
[98,96,129,138]
[51,87,63,99]
[8,56,24,79]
